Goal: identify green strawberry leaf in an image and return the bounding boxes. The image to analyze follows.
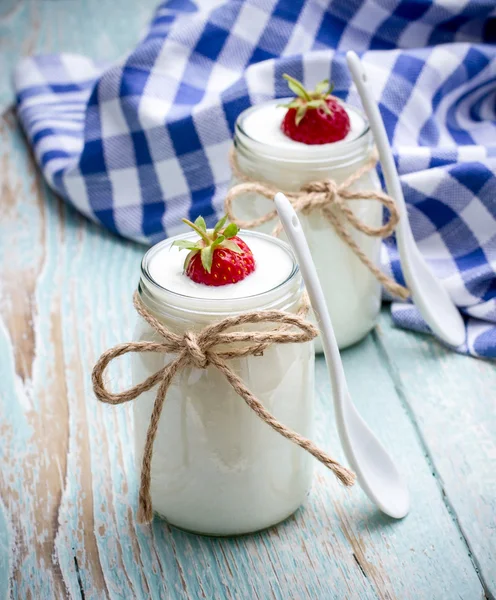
[200,245,214,273]
[314,79,330,95]
[307,99,323,108]
[277,100,302,110]
[222,240,243,254]
[184,249,199,272]
[213,214,228,235]
[212,234,225,248]
[223,223,239,239]
[283,74,311,101]
[321,101,332,116]
[295,104,307,126]
[194,215,207,232]
[173,239,200,251]
[182,218,211,244]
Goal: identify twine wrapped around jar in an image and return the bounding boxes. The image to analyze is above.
[225,148,410,301]
[92,291,356,524]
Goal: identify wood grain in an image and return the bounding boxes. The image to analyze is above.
[0,2,494,599]
[313,341,486,600]
[0,0,157,111]
[375,314,496,599]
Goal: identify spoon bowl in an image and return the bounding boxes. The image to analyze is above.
[275,192,409,519]
[339,401,410,519]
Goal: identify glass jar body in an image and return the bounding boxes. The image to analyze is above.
[132,277,315,536]
[231,105,383,351]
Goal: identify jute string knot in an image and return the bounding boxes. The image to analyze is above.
[182,331,209,368]
[295,179,338,214]
[225,147,410,300]
[92,291,356,524]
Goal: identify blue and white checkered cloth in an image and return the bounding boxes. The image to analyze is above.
[14,0,496,358]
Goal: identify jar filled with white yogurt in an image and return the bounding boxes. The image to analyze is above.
[132,231,315,536]
[229,99,383,350]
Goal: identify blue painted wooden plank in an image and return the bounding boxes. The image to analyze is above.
[0,114,68,598]
[314,340,486,599]
[0,324,15,600]
[375,312,496,598]
[0,0,159,110]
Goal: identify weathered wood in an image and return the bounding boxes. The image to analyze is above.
[0,0,157,111]
[0,2,493,599]
[375,313,496,599]
[316,340,489,600]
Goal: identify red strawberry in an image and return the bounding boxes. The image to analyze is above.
[280,74,350,145]
[173,215,255,286]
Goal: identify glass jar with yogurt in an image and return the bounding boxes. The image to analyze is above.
[229,99,383,351]
[132,231,315,536]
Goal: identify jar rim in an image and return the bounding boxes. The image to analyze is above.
[139,230,302,316]
[235,98,372,167]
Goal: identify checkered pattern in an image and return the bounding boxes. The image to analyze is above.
[14,0,496,358]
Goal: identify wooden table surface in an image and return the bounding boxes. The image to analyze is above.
[1,3,495,599]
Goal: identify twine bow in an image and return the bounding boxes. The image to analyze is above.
[92,292,356,524]
[225,148,410,300]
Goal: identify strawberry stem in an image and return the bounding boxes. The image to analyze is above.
[174,214,252,283]
[281,73,338,127]
[182,218,210,244]
[283,74,311,101]
[175,215,242,274]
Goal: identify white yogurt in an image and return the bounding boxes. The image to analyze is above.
[148,232,293,300]
[232,99,383,351]
[133,231,315,535]
[242,100,366,155]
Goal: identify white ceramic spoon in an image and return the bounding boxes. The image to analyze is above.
[275,192,409,519]
[346,51,465,348]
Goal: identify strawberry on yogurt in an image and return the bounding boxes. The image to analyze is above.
[280,74,351,144]
[173,215,255,286]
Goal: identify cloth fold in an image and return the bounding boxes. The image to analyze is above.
[14,0,496,358]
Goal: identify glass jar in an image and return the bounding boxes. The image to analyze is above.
[132,232,315,536]
[229,100,383,351]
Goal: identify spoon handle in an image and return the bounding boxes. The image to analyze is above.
[275,192,410,519]
[346,51,466,348]
[346,52,412,241]
[274,193,348,410]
